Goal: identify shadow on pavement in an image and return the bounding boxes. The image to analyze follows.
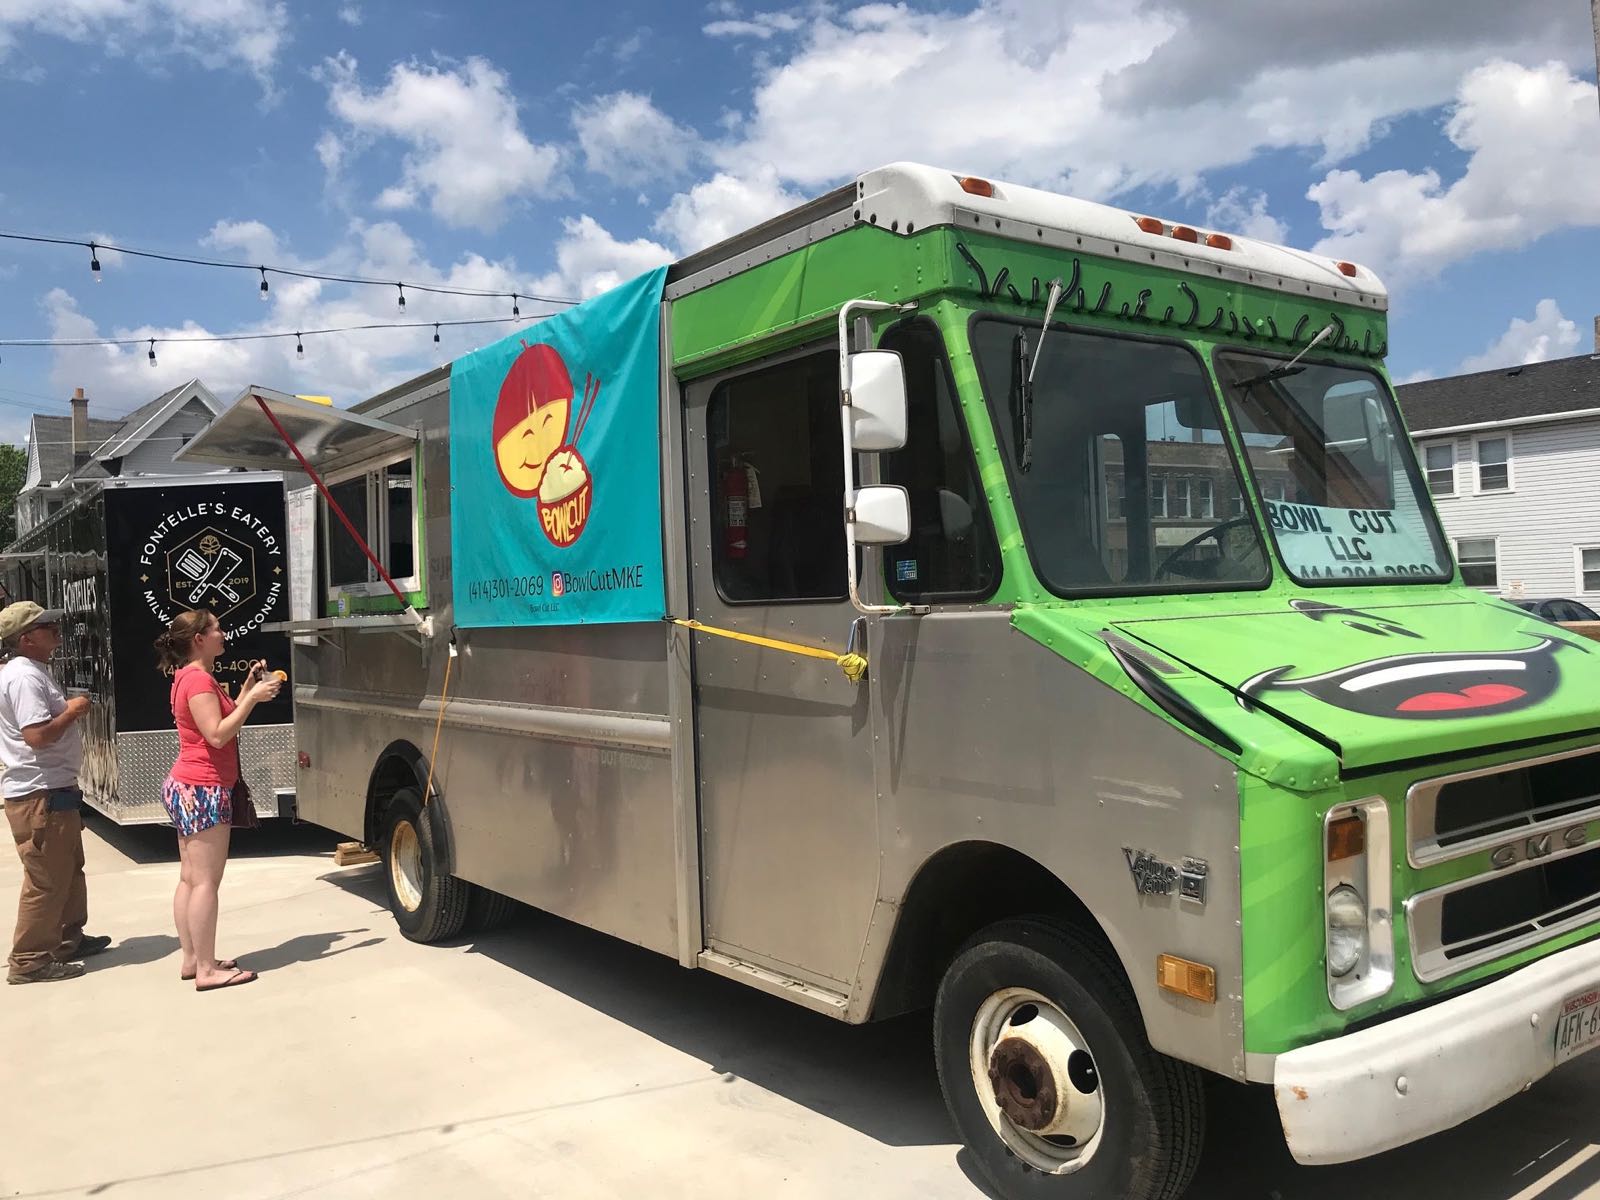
[90,932,181,970]
[317,864,1600,1197]
[242,928,385,974]
[321,863,952,1150]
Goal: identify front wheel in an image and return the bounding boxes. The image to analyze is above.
[934,919,1205,1200]
[382,786,470,943]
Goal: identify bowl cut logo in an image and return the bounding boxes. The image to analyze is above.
[491,342,603,548]
[1240,638,1577,720]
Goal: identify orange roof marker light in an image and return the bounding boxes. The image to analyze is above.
[1171,225,1199,243]
[1337,261,1359,277]
[1134,215,1165,235]
[1205,232,1234,251]
[956,176,995,198]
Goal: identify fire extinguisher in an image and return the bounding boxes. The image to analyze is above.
[724,457,748,559]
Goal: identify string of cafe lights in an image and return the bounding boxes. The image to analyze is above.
[0,230,580,313]
[0,313,551,366]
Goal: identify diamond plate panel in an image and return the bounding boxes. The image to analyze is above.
[90,724,298,826]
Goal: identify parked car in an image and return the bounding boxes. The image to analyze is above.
[1514,598,1600,641]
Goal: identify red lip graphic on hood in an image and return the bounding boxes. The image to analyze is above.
[1396,683,1528,713]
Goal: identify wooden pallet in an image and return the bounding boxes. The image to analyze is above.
[333,841,380,867]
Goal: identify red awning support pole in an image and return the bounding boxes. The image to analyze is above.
[253,393,427,631]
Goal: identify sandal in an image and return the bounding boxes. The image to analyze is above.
[195,968,258,992]
[180,959,237,981]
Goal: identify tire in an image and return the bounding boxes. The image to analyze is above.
[934,918,1205,1200]
[381,786,469,943]
[465,884,520,933]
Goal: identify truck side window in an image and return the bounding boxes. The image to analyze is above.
[878,319,1000,601]
[707,351,847,604]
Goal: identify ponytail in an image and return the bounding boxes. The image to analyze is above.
[155,609,213,671]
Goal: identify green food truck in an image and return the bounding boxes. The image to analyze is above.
[180,163,1600,1200]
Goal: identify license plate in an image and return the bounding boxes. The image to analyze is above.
[1554,989,1600,1063]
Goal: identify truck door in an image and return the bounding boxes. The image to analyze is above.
[683,344,879,993]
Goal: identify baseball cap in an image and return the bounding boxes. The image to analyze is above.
[0,601,65,642]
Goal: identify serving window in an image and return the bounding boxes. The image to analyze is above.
[320,449,424,613]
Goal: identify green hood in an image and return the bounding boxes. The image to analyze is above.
[1014,590,1600,780]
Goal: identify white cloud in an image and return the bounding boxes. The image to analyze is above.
[1309,61,1600,280]
[700,0,1592,208]
[574,92,700,187]
[1458,300,1582,375]
[654,166,801,254]
[318,53,564,231]
[1206,187,1287,244]
[703,12,804,39]
[338,4,362,26]
[529,216,674,299]
[0,0,290,92]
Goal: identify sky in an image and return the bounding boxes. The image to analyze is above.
[0,0,1595,443]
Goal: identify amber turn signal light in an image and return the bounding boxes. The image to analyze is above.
[1327,814,1366,862]
[1171,225,1199,243]
[1157,954,1216,1003]
[1205,232,1233,250]
[1337,260,1359,277]
[1135,215,1164,235]
[956,176,994,197]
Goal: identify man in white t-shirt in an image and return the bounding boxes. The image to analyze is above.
[0,601,109,983]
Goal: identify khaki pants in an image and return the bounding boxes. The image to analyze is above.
[6,790,87,977]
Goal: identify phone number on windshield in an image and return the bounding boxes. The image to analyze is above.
[466,575,545,602]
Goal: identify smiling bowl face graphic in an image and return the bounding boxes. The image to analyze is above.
[1240,639,1571,720]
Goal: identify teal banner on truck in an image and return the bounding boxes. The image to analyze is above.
[449,266,667,627]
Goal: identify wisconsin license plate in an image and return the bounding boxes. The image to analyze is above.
[1554,989,1600,1063]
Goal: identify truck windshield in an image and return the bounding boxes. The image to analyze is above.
[1214,351,1451,585]
[970,317,1269,594]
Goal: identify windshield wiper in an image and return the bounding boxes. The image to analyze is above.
[1231,363,1305,389]
[1013,277,1064,473]
[1229,322,1335,389]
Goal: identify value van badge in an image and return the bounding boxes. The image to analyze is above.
[491,342,601,548]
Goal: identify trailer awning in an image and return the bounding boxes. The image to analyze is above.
[175,386,419,473]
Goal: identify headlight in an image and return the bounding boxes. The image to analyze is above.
[1326,884,1367,978]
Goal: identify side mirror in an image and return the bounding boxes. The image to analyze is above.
[848,350,908,451]
[852,485,911,546]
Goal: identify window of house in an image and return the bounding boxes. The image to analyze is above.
[708,350,847,603]
[877,320,1001,602]
[1106,472,1126,522]
[1171,477,1191,519]
[321,450,421,601]
[1149,473,1167,519]
[1456,537,1498,588]
[1579,546,1600,594]
[1196,477,1215,520]
[1475,436,1510,492]
[1423,442,1455,496]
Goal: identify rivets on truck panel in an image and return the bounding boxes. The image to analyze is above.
[1395,1076,1408,1096]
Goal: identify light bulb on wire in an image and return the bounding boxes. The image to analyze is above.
[433,323,440,344]
[295,332,304,359]
[90,243,102,282]
[147,339,156,367]
[511,294,520,317]
[396,283,406,309]
[259,267,270,301]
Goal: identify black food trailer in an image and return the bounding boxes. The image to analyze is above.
[3,473,296,823]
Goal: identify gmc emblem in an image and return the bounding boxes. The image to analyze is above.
[1490,824,1589,870]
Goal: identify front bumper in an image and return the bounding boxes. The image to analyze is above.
[1273,937,1600,1165]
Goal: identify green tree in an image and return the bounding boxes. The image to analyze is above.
[0,444,27,543]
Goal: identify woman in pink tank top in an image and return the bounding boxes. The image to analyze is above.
[155,609,281,992]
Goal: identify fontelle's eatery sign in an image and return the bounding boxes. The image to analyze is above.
[138,500,284,633]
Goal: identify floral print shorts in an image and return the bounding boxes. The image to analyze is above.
[161,777,234,837]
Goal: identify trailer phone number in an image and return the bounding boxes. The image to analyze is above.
[466,574,546,601]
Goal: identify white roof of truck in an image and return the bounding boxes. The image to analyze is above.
[855,162,1386,311]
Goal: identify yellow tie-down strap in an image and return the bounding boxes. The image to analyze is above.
[667,618,867,683]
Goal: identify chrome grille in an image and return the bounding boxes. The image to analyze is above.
[1407,840,1600,982]
[1407,744,1600,869]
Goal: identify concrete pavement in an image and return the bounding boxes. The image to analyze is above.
[1,813,1598,1199]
